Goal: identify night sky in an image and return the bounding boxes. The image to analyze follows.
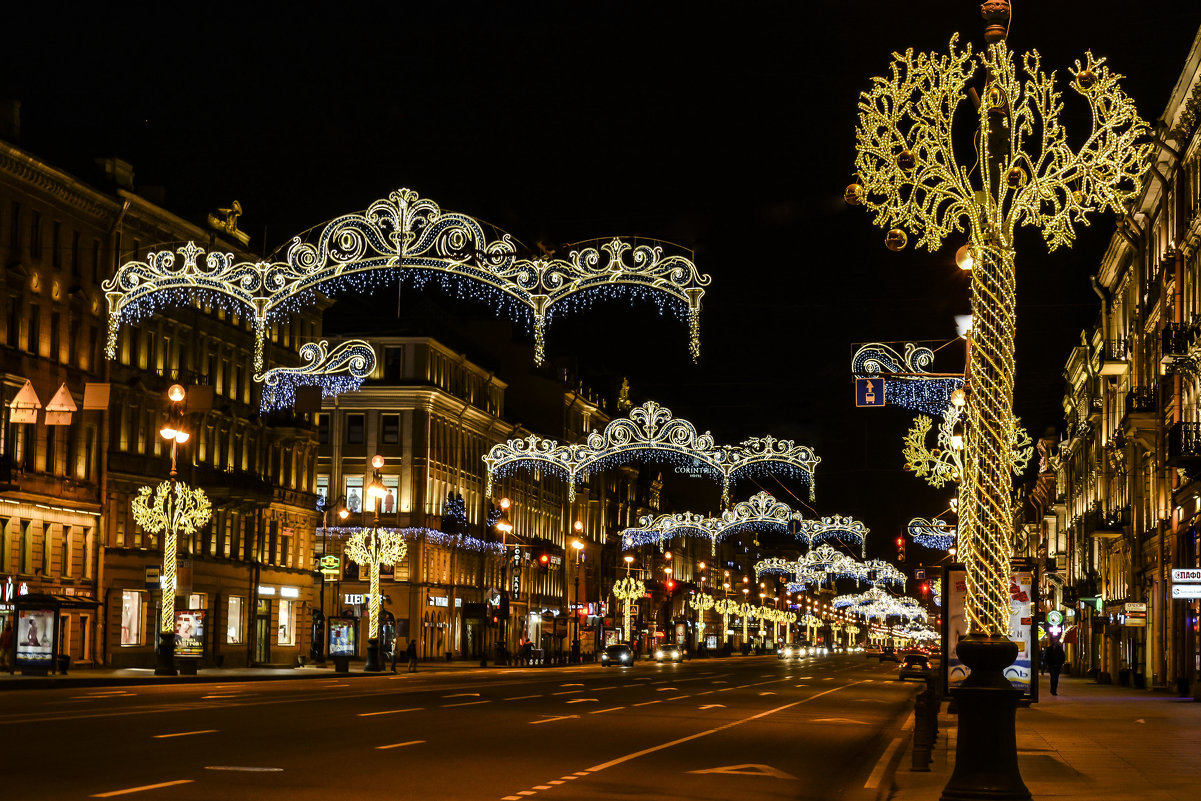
[6,2,1200,560]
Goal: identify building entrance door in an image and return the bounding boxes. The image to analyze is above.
[255,599,271,664]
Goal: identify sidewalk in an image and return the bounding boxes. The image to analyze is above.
[888,674,1201,801]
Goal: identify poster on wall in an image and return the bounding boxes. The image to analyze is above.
[944,567,1035,696]
[15,609,55,667]
[174,610,206,658]
[329,618,357,657]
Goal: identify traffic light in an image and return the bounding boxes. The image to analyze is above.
[665,579,675,592]
[920,581,930,597]
[538,552,550,569]
[896,536,906,563]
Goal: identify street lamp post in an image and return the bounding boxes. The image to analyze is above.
[849,3,1148,798]
[571,530,583,664]
[345,455,406,672]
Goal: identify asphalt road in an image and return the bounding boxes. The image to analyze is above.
[3,653,920,800]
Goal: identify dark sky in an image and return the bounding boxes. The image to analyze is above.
[5,1,1200,560]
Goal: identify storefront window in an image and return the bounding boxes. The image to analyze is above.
[227,596,244,644]
[120,591,142,645]
[344,475,363,513]
[278,599,295,645]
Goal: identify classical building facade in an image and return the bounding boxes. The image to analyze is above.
[1,128,321,671]
[1055,28,1201,693]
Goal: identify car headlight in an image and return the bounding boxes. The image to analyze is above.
[783,648,792,657]
[621,655,629,662]
[655,650,664,659]
[671,650,679,658]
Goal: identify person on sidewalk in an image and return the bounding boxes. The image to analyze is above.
[406,638,418,673]
[1045,639,1066,695]
[388,638,398,673]
[0,621,12,671]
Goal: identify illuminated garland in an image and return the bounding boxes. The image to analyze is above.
[796,514,868,555]
[852,32,1149,634]
[714,597,741,642]
[324,526,505,554]
[833,587,928,623]
[486,401,819,502]
[345,527,408,640]
[908,516,956,551]
[103,190,710,379]
[257,339,376,412]
[932,578,943,608]
[850,342,964,415]
[885,377,965,416]
[852,341,936,375]
[131,480,213,633]
[620,491,804,554]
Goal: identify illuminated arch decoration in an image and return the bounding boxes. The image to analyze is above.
[908,516,956,551]
[795,514,868,555]
[102,188,711,380]
[485,401,819,502]
[851,341,964,416]
[862,560,908,591]
[257,339,376,412]
[620,492,804,556]
[833,586,928,623]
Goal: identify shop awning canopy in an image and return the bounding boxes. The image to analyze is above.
[14,593,101,610]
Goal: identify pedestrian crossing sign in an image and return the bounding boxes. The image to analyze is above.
[855,377,885,407]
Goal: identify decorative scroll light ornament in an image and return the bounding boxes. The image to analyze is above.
[344,528,408,641]
[485,401,819,503]
[932,578,944,607]
[851,341,966,416]
[102,189,711,375]
[612,576,645,642]
[834,586,929,623]
[851,25,1150,637]
[621,511,723,555]
[621,491,805,554]
[131,481,213,633]
[795,514,868,555]
[862,560,908,590]
[902,403,1033,490]
[257,339,377,412]
[719,491,804,539]
[909,516,957,551]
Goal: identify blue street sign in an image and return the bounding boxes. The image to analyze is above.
[914,568,926,580]
[855,377,886,407]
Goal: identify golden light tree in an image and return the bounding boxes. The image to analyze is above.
[612,576,645,643]
[688,591,715,645]
[344,528,408,642]
[714,597,741,645]
[850,23,1149,637]
[131,480,212,633]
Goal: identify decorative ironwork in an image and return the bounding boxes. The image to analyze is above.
[102,189,710,376]
[486,401,819,502]
[256,339,377,412]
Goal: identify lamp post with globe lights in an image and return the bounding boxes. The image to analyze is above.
[571,530,584,663]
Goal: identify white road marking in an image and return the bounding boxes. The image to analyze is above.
[91,780,193,797]
[153,729,217,739]
[587,681,866,773]
[552,690,582,695]
[443,692,480,698]
[376,740,425,750]
[504,695,543,701]
[590,707,625,714]
[560,683,584,687]
[530,714,579,725]
[759,692,776,696]
[565,698,599,704]
[864,712,914,790]
[812,717,867,725]
[205,766,284,772]
[442,700,491,708]
[689,763,796,779]
[656,687,678,692]
[358,707,422,717]
[633,700,661,706]
[201,695,237,699]
[699,704,726,710]
[591,686,617,691]
[667,695,689,700]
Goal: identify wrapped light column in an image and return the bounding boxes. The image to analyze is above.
[850,4,1147,797]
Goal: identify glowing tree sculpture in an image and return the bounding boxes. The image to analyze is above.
[131,480,213,635]
[903,403,1032,489]
[714,597,741,645]
[344,527,408,647]
[850,5,1147,797]
[688,591,715,646]
[103,190,710,375]
[613,576,645,644]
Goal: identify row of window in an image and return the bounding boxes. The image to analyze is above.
[118,591,298,648]
[4,200,105,281]
[0,518,96,578]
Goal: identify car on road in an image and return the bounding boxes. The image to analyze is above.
[879,646,899,662]
[776,644,803,659]
[898,653,931,681]
[654,644,685,663]
[600,644,633,667]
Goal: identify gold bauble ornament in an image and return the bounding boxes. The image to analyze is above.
[985,85,1005,109]
[885,228,908,251]
[1076,69,1097,92]
[1071,189,1084,205]
[844,183,865,206]
[1006,166,1027,188]
[896,150,917,171]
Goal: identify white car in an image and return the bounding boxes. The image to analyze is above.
[654,645,684,663]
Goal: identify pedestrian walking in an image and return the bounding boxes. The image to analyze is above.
[1045,639,1066,695]
[389,638,398,673]
[0,621,13,671]
[406,638,418,673]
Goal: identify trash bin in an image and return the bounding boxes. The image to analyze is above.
[56,654,70,675]
[332,655,351,673]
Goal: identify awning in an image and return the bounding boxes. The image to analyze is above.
[15,592,101,610]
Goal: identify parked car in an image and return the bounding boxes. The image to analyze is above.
[654,644,685,663]
[600,644,633,667]
[898,653,931,681]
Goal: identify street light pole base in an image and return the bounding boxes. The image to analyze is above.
[940,634,1031,801]
[154,630,177,676]
[364,638,382,672]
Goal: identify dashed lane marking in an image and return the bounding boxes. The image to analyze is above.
[560,683,584,687]
[633,700,661,707]
[376,740,425,750]
[504,695,543,701]
[153,730,217,739]
[91,780,194,797]
[565,698,599,704]
[552,690,582,695]
[667,695,689,700]
[530,715,579,725]
[358,708,422,717]
[443,692,480,698]
[655,687,678,691]
[590,707,624,714]
[442,700,491,708]
[699,704,726,710]
[204,766,284,772]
